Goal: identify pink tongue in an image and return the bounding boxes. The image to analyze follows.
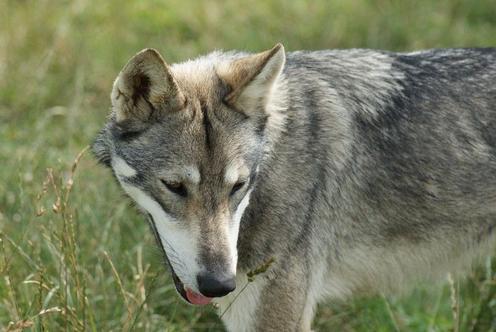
[185,288,212,305]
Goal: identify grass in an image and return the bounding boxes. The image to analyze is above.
[1,0,496,330]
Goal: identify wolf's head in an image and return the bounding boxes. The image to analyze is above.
[92,44,285,304]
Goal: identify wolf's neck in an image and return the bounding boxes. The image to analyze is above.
[261,74,290,159]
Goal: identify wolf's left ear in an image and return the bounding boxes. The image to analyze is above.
[220,43,285,114]
[111,48,185,124]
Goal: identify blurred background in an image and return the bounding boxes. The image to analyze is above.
[1,0,496,331]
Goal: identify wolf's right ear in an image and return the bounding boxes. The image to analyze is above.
[111,48,185,124]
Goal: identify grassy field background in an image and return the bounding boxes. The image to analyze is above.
[1,0,496,331]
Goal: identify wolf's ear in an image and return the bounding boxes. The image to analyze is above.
[220,43,285,114]
[111,48,185,123]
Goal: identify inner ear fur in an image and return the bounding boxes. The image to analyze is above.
[110,48,185,124]
[219,43,285,113]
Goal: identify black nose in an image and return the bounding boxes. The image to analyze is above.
[197,273,236,297]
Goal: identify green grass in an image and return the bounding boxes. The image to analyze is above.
[1,0,496,330]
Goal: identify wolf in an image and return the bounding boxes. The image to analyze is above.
[92,43,496,331]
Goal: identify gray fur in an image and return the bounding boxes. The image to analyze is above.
[93,46,496,331]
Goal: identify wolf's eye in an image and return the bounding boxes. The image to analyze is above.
[230,181,246,196]
[161,180,187,197]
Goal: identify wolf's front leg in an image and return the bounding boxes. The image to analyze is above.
[216,265,312,332]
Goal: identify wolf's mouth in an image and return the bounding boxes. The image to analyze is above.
[168,260,188,300]
[166,258,212,305]
[147,214,212,305]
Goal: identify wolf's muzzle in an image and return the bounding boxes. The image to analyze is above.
[197,273,236,298]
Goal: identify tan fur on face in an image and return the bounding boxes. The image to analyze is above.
[224,162,250,185]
